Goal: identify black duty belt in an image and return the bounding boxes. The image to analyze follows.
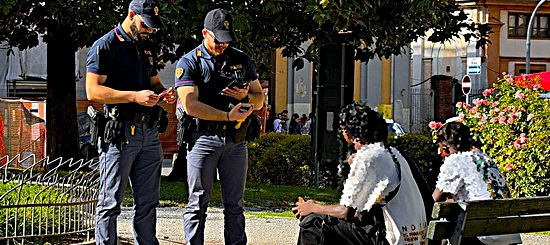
[197,121,231,132]
[120,112,154,124]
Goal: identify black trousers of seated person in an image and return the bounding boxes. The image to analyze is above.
[297,213,384,245]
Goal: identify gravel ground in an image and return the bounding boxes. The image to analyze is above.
[117,207,300,244]
[116,207,550,245]
[107,161,550,245]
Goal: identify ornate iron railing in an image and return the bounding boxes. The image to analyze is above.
[0,154,99,243]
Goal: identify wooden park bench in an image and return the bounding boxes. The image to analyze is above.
[427,196,550,245]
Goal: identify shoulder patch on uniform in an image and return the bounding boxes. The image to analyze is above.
[175,68,184,79]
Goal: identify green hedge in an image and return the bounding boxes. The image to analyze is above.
[247,132,442,189]
[388,133,443,189]
[247,133,314,186]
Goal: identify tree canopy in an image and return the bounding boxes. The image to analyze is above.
[1,0,490,75]
[0,0,490,158]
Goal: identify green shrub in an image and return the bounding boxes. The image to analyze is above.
[388,133,443,189]
[0,181,73,237]
[456,74,550,196]
[247,133,314,186]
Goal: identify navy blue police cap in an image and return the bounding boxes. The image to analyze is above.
[204,8,237,43]
[129,0,164,29]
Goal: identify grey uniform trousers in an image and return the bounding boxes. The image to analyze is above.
[95,122,162,245]
[184,131,248,245]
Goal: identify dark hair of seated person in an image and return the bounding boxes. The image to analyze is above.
[435,121,472,152]
[338,102,388,145]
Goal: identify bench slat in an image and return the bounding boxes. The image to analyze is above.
[432,197,550,220]
[462,215,550,237]
[464,197,550,219]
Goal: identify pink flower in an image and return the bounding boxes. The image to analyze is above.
[514,140,521,150]
[481,117,487,123]
[499,116,507,124]
[507,77,514,83]
[428,121,442,130]
[469,108,477,114]
[506,164,514,171]
[492,101,500,107]
[482,100,489,106]
[473,98,482,107]
[527,113,534,121]
[456,102,463,108]
[519,133,528,144]
[490,117,499,123]
[509,112,517,118]
[459,113,465,119]
[482,88,494,96]
[507,117,514,124]
[515,91,525,100]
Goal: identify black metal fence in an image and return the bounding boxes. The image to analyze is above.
[0,154,99,242]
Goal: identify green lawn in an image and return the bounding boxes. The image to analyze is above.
[123,177,341,218]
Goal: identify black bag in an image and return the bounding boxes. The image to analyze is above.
[359,205,390,245]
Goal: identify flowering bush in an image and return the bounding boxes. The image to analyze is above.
[455,73,550,196]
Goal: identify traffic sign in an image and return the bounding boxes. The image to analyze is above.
[467,65,481,75]
[467,57,481,75]
[462,75,471,95]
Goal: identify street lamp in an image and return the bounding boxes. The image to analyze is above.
[525,0,547,74]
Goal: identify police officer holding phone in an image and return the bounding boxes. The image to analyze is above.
[85,0,176,244]
[174,8,265,245]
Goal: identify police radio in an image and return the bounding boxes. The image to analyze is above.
[223,69,248,89]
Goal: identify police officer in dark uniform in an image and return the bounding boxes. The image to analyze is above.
[174,8,265,245]
[85,0,176,244]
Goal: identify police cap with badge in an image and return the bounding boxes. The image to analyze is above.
[129,0,164,29]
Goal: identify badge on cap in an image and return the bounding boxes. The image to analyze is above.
[224,21,230,29]
[175,68,184,79]
[154,6,159,16]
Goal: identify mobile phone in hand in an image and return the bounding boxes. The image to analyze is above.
[239,103,253,111]
[226,80,248,89]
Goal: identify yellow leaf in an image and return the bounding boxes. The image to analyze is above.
[320,0,329,9]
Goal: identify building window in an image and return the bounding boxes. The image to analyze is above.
[514,64,547,75]
[508,13,549,39]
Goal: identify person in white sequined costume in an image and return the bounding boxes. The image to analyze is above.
[292,102,427,245]
[433,121,522,245]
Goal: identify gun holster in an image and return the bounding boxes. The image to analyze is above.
[151,105,168,133]
[87,106,108,148]
[232,117,251,144]
[176,107,197,146]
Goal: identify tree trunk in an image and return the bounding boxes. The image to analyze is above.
[46,27,79,160]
